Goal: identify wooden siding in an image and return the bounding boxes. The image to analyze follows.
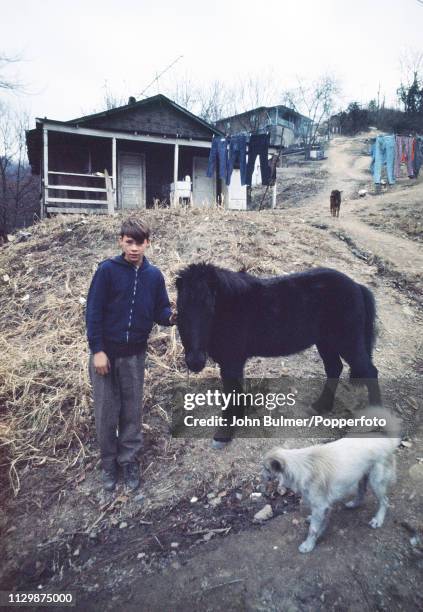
[215,106,307,147]
[82,99,213,140]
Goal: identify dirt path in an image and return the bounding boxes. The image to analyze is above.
[306,136,423,276]
[76,138,423,610]
[296,135,423,381]
[109,136,421,612]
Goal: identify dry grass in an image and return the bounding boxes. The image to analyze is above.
[0,208,254,499]
[0,205,348,510]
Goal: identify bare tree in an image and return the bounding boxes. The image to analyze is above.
[101,80,129,110]
[0,102,39,235]
[197,80,235,123]
[396,48,423,114]
[167,77,234,123]
[0,52,24,91]
[79,81,129,116]
[398,48,423,88]
[170,74,199,111]
[284,74,340,158]
[168,71,279,125]
[235,70,278,112]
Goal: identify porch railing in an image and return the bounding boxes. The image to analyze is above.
[45,170,115,215]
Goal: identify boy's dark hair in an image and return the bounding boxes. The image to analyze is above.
[120,218,150,243]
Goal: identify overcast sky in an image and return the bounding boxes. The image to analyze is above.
[1,0,423,124]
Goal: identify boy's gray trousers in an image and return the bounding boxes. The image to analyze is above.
[89,352,145,470]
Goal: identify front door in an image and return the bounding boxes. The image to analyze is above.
[193,156,216,207]
[119,153,146,208]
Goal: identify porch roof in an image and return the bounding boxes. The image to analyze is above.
[26,94,224,174]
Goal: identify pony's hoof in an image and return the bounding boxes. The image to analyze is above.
[211,438,232,450]
[312,399,333,414]
[212,426,234,449]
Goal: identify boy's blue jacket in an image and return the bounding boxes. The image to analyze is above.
[86,255,172,354]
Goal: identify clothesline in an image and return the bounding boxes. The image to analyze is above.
[368,132,422,141]
[206,133,272,187]
[370,134,422,185]
[222,130,271,139]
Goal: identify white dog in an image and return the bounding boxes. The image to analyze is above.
[262,408,400,553]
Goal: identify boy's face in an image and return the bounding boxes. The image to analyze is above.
[119,235,149,266]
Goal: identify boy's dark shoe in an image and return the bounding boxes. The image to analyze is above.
[123,462,140,490]
[102,466,118,491]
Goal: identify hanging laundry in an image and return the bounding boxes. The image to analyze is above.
[226,135,247,186]
[394,135,414,178]
[268,154,278,187]
[207,136,228,181]
[372,135,396,185]
[246,133,270,186]
[413,137,423,178]
[369,140,376,175]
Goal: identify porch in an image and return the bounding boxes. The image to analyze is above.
[39,122,219,216]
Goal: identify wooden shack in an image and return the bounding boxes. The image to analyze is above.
[215,105,311,148]
[26,94,225,215]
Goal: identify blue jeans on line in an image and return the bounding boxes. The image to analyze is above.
[226,135,247,185]
[373,134,396,185]
[207,136,228,180]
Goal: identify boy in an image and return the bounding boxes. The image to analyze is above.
[86,217,175,492]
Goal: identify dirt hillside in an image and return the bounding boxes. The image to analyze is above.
[0,134,422,611]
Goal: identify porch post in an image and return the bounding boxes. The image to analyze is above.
[173,143,179,207]
[42,127,49,219]
[104,169,114,215]
[112,137,117,209]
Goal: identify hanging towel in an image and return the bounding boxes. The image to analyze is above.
[395,135,414,178]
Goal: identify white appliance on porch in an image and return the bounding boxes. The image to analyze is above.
[170,175,192,205]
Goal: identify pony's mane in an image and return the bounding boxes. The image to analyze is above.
[177,263,257,297]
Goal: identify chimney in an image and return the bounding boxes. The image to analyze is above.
[128,96,136,105]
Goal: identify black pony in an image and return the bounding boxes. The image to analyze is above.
[176,263,381,445]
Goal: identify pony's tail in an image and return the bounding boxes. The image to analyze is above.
[360,284,377,358]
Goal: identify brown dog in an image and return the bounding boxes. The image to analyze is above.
[330,190,342,217]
